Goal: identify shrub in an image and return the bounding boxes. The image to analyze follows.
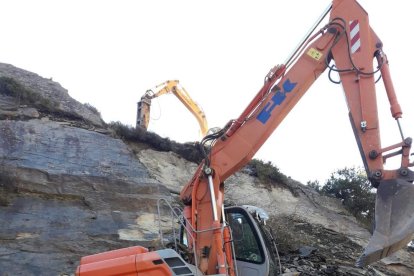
[307,180,322,192]
[245,159,290,191]
[311,167,375,226]
[109,121,203,163]
[0,76,57,112]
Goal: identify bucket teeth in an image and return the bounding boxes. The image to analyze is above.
[356,179,414,267]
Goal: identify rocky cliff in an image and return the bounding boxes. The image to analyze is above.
[0,63,412,276]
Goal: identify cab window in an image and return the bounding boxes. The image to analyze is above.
[227,211,264,264]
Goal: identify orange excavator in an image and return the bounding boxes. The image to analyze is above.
[77,0,414,275]
[136,80,209,137]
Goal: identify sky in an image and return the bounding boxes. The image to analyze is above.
[0,0,412,185]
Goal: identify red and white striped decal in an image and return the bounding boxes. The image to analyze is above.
[349,20,361,54]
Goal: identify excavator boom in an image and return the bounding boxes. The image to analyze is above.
[180,0,414,272]
[136,80,209,137]
[77,0,414,275]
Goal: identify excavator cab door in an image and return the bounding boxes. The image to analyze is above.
[224,206,272,276]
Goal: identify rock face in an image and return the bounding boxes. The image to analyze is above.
[0,63,104,127]
[0,64,170,275]
[0,63,412,275]
[0,120,154,180]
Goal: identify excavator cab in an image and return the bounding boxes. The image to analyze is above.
[178,205,277,276]
[225,206,276,276]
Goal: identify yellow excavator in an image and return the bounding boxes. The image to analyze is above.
[136,80,208,137]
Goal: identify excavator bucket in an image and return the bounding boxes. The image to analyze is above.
[356,179,414,267]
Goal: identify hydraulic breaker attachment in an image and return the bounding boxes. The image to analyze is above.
[356,178,414,267]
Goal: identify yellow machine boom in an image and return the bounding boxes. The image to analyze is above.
[136,80,208,137]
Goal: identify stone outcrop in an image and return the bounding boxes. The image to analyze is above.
[0,63,104,127]
[0,64,170,275]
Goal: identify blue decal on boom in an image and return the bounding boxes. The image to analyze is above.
[283,78,297,92]
[257,79,297,124]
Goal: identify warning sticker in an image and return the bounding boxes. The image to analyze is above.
[307,48,323,61]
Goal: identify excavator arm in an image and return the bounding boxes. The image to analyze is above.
[136,80,209,137]
[180,0,414,274]
[77,1,414,275]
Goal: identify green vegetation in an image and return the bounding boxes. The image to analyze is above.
[0,76,92,123]
[247,159,287,186]
[245,159,293,194]
[308,167,375,227]
[0,76,56,111]
[109,121,203,163]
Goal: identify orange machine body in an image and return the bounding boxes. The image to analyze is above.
[78,0,413,275]
[76,246,198,276]
[179,0,413,274]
